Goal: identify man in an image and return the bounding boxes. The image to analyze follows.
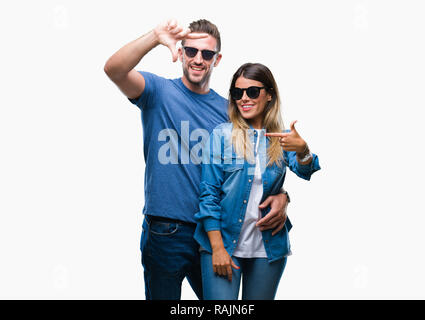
[104,19,289,300]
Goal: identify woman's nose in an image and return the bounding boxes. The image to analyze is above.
[241,90,250,101]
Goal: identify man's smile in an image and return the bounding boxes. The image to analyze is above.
[190,65,205,72]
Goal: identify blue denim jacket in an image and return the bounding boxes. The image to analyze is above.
[194,122,321,262]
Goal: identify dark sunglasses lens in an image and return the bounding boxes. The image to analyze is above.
[184,47,198,58]
[230,88,243,100]
[247,87,261,99]
[201,50,216,60]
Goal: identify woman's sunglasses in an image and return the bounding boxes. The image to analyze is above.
[230,86,266,100]
[182,46,218,61]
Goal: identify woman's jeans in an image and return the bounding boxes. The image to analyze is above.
[141,215,203,300]
[200,251,287,300]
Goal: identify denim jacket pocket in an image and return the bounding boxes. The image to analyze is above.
[221,156,244,193]
[222,155,244,172]
[223,164,244,172]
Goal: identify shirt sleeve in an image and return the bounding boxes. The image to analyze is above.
[283,150,320,181]
[127,71,161,110]
[282,130,321,180]
[194,127,225,232]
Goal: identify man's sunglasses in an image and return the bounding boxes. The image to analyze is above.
[182,46,218,61]
[230,86,266,100]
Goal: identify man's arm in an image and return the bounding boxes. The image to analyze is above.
[103,31,158,99]
[103,19,207,99]
[256,191,289,236]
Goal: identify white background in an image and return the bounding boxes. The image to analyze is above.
[0,0,424,299]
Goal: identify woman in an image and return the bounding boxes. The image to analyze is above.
[194,63,320,300]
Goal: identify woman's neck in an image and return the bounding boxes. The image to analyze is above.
[249,119,263,130]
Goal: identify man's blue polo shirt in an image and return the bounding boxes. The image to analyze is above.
[128,71,228,223]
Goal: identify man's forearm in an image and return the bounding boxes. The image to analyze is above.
[104,30,159,80]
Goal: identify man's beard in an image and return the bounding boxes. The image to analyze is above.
[182,62,212,87]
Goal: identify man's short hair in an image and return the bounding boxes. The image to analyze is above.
[183,19,221,52]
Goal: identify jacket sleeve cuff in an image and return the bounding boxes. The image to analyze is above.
[203,217,221,232]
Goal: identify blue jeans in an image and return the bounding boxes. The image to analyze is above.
[141,215,203,300]
[200,251,287,300]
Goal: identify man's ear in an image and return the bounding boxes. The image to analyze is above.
[213,53,222,67]
[178,47,183,63]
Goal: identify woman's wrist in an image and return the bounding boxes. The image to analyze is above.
[207,230,226,252]
[296,142,313,164]
[296,141,309,157]
[211,243,225,252]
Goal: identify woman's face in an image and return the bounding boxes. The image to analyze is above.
[233,76,272,129]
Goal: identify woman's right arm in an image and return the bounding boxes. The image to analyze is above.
[207,230,240,281]
[195,128,240,281]
[196,129,225,231]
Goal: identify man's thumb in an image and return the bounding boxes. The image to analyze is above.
[168,44,178,62]
[259,197,272,208]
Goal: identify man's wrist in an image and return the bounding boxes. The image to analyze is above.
[146,29,161,47]
[280,189,290,203]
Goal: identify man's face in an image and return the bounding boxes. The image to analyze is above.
[178,35,222,87]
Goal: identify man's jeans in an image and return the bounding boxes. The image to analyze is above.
[200,251,287,300]
[141,215,203,300]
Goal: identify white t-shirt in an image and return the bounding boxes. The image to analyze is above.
[233,130,267,258]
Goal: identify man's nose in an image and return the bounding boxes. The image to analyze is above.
[193,50,203,63]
